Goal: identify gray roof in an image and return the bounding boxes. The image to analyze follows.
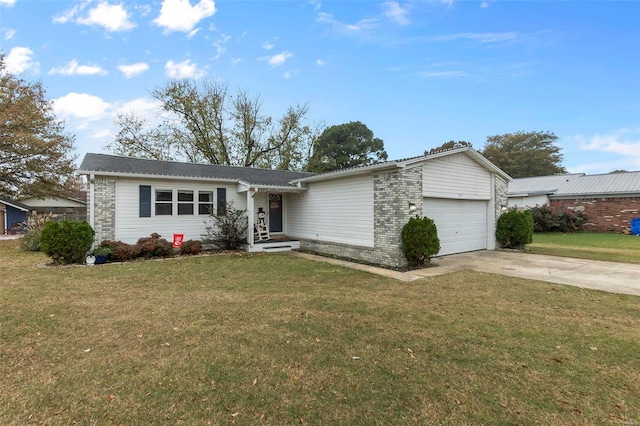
[0,198,31,211]
[508,173,584,195]
[78,153,315,187]
[509,171,640,197]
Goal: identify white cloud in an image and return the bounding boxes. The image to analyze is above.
[573,130,640,157]
[419,70,467,78]
[480,1,490,8]
[49,59,108,76]
[117,97,163,117]
[383,2,409,26]
[0,0,16,6]
[212,34,231,60]
[53,92,111,120]
[54,1,135,32]
[4,28,16,39]
[283,70,297,79]
[154,0,217,34]
[4,46,39,74]
[78,1,135,31]
[117,62,149,78]
[427,32,519,43]
[317,12,378,33]
[261,51,293,67]
[165,59,207,78]
[230,57,242,64]
[262,41,274,50]
[316,59,327,67]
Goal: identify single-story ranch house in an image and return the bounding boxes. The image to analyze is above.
[508,171,640,233]
[79,146,511,269]
[0,198,32,235]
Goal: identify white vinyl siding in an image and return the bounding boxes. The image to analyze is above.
[287,174,374,247]
[423,153,492,200]
[114,178,246,244]
[423,198,488,256]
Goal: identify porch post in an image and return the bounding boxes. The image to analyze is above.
[246,189,254,248]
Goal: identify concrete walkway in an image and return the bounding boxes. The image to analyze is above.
[291,250,640,297]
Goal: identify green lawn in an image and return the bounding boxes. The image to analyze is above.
[528,232,640,264]
[1,239,639,425]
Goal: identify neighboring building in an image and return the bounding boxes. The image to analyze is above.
[508,171,640,233]
[79,146,510,269]
[19,194,87,222]
[0,199,32,235]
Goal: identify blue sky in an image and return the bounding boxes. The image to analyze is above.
[1,0,639,174]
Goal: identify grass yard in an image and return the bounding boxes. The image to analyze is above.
[1,239,639,425]
[529,232,640,264]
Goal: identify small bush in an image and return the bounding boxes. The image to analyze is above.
[40,220,94,264]
[21,211,54,252]
[496,210,534,249]
[99,240,134,262]
[202,201,248,250]
[134,233,174,259]
[402,216,441,267]
[180,239,203,255]
[529,205,587,233]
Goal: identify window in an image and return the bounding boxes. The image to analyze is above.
[155,190,172,216]
[139,185,151,217]
[177,190,194,215]
[198,191,214,215]
[217,188,227,215]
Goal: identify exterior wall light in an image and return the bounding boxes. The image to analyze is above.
[408,202,417,213]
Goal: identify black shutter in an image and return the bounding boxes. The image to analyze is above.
[217,188,226,215]
[139,185,151,217]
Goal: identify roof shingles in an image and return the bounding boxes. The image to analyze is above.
[79,153,314,187]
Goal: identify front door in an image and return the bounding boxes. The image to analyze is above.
[269,194,282,233]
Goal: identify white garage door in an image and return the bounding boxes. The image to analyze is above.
[423,198,488,256]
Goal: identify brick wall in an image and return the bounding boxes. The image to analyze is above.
[91,177,117,243]
[550,197,640,233]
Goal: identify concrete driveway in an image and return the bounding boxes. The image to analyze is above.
[292,250,640,297]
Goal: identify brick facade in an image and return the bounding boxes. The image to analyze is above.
[90,177,117,243]
[550,197,639,233]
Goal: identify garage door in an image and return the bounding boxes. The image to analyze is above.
[423,198,488,256]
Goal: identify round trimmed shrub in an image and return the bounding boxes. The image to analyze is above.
[402,216,441,267]
[134,233,174,258]
[40,220,94,264]
[99,240,134,262]
[180,239,203,255]
[496,210,534,249]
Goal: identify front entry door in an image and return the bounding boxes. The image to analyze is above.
[269,194,282,233]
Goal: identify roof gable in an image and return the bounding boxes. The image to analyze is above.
[78,153,314,187]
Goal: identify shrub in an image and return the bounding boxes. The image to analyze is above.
[402,216,441,267]
[21,211,54,252]
[134,233,174,259]
[99,240,134,262]
[202,201,248,250]
[180,239,203,255]
[496,210,534,249]
[40,220,94,264]
[530,205,587,233]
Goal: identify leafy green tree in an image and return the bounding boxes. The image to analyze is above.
[306,121,388,173]
[0,55,76,198]
[401,216,440,267]
[108,79,316,170]
[427,140,472,155]
[481,131,566,178]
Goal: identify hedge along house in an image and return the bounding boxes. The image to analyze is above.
[79,146,510,269]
